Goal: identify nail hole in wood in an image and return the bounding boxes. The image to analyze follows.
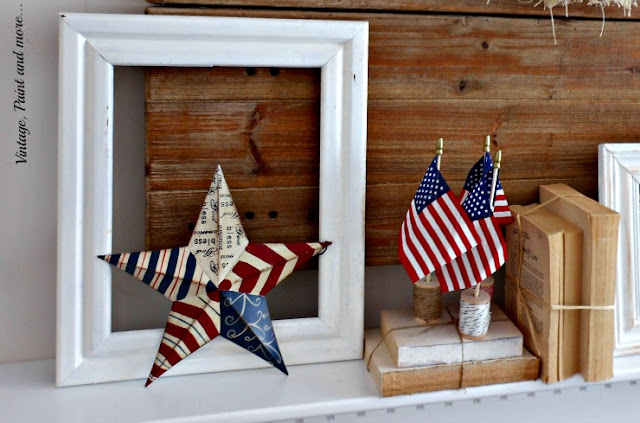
[187,222,195,230]
[482,41,489,49]
[245,211,255,220]
[245,67,256,76]
[269,210,278,219]
[269,67,280,76]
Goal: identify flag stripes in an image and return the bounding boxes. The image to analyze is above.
[493,187,513,225]
[436,216,506,292]
[399,193,479,282]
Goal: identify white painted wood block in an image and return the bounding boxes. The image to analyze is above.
[380,309,460,368]
[461,320,523,362]
[380,306,523,368]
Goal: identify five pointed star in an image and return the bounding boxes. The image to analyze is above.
[99,166,330,386]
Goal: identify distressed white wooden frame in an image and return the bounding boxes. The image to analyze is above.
[599,144,640,355]
[57,13,368,386]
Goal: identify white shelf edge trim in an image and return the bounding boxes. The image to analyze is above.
[151,356,640,423]
[599,143,640,355]
[57,12,368,387]
[3,356,639,423]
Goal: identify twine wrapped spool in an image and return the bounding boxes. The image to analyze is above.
[458,288,491,340]
[479,276,495,300]
[413,277,442,322]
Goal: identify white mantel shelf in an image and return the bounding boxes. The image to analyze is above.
[3,356,640,423]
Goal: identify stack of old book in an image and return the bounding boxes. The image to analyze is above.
[505,184,620,383]
[364,304,540,397]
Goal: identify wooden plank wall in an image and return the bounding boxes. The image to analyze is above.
[146,0,635,19]
[146,6,640,266]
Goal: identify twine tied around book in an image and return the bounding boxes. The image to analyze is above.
[511,195,615,361]
[366,308,474,389]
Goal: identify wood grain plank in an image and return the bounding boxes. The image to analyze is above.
[146,187,320,250]
[147,67,320,102]
[366,100,640,184]
[147,11,640,101]
[146,101,320,190]
[146,1,636,20]
[147,98,640,189]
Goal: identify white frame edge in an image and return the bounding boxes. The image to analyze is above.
[599,143,640,355]
[57,13,368,386]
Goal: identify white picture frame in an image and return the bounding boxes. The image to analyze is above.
[57,13,368,386]
[599,143,640,355]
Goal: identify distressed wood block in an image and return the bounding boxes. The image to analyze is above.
[364,330,540,397]
[380,307,523,368]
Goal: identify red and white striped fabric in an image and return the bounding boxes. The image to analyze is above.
[492,184,514,226]
[398,157,480,283]
[435,172,506,292]
[435,217,506,292]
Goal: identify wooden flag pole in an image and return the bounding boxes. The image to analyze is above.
[475,137,491,298]
[489,150,502,212]
[426,137,444,285]
[476,149,502,298]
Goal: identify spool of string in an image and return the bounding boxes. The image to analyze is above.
[458,288,491,340]
[413,277,442,322]
[479,276,495,300]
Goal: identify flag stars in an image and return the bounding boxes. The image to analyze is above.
[413,157,451,214]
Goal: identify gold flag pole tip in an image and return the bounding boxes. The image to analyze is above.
[436,137,444,156]
[435,137,444,171]
[484,135,491,153]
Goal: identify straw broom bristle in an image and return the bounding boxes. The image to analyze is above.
[488,0,637,41]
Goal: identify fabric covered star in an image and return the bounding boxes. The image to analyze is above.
[99,166,330,386]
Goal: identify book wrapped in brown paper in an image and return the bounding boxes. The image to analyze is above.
[539,184,619,382]
[505,205,582,383]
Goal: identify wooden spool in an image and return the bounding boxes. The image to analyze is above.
[413,277,442,322]
[458,289,491,341]
[480,276,495,299]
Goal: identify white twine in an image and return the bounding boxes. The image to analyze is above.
[458,299,491,338]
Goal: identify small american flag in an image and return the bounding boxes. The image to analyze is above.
[398,157,480,283]
[436,172,506,292]
[460,153,513,226]
[487,168,514,226]
[460,153,491,204]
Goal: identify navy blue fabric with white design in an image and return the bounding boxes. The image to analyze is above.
[220,290,288,375]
